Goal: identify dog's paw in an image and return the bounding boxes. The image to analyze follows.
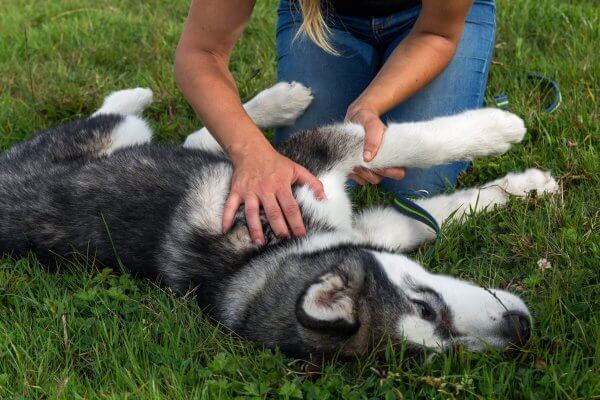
[488,109,526,144]
[464,108,526,155]
[245,81,313,128]
[493,169,559,197]
[95,88,153,116]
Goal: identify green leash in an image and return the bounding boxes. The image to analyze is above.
[392,195,441,260]
[391,72,561,260]
[493,72,562,113]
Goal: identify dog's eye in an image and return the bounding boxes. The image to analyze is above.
[413,300,436,321]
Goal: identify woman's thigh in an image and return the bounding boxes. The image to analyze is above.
[274,5,380,144]
[380,0,497,196]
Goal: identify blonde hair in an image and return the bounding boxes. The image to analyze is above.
[296,0,338,55]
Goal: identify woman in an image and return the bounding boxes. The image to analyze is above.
[174,0,496,246]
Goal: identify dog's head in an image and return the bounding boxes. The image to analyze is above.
[295,248,531,356]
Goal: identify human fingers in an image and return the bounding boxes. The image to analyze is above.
[348,173,368,186]
[260,192,291,239]
[361,116,386,162]
[276,187,306,237]
[244,194,265,246]
[222,191,242,233]
[294,165,326,201]
[354,167,384,185]
[374,167,406,180]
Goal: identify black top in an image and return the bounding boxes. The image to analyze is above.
[327,0,421,16]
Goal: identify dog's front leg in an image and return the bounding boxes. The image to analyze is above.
[280,108,527,181]
[364,108,527,171]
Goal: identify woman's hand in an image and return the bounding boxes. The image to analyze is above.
[345,106,405,185]
[222,146,326,246]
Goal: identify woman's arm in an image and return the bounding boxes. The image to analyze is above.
[347,0,475,163]
[175,0,325,245]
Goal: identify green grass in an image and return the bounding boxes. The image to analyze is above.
[0,0,598,398]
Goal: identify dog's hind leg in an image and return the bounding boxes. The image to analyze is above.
[183,82,313,152]
[243,81,314,128]
[5,89,154,163]
[88,88,155,155]
[92,87,153,117]
[353,169,559,252]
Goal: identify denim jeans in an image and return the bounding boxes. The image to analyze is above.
[275,0,496,197]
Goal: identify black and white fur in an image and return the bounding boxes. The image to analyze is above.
[0,82,558,358]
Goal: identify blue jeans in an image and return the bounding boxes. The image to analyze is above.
[275,0,496,197]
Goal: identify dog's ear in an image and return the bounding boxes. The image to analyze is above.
[295,268,365,336]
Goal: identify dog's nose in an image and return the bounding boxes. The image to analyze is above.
[501,312,531,345]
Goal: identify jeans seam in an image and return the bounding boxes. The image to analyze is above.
[475,20,497,107]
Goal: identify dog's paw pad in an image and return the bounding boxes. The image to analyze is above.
[500,168,559,197]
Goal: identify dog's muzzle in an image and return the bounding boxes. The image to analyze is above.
[501,311,531,346]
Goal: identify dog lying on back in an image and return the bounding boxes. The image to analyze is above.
[0,83,558,358]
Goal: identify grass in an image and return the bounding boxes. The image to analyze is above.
[0,0,598,398]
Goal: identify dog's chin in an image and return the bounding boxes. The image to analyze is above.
[443,336,523,353]
[397,336,525,357]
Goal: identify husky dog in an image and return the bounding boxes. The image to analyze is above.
[0,83,558,358]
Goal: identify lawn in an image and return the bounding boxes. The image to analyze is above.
[0,0,598,398]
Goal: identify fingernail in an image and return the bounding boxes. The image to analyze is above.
[319,192,327,201]
[363,151,372,161]
[254,239,265,246]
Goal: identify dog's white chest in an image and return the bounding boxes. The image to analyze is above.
[295,171,354,233]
